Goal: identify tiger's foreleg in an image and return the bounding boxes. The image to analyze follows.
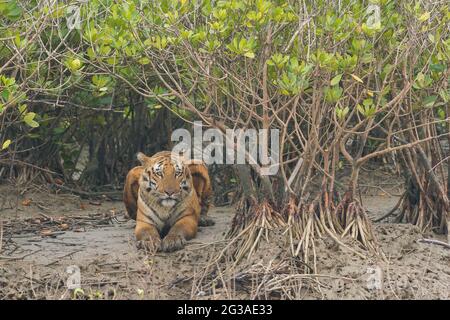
[160,211,198,252]
[135,208,161,253]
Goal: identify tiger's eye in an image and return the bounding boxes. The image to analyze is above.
[181,180,189,191]
[155,171,162,177]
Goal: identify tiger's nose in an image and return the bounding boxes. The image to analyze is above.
[165,189,176,197]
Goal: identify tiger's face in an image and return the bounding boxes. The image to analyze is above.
[137,152,193,208]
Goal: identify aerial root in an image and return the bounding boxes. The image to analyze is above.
[285,197,321,273]
[227,188,387,271]
[285,188,386,265]
[228,197,285,264]
[333,192,386,260]
[394,187,449,236]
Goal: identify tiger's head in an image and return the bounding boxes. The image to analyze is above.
[136,151,193,208]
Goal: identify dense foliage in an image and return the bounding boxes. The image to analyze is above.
[1,0,449,257]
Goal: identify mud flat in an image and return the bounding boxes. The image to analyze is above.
[0,185,448,299]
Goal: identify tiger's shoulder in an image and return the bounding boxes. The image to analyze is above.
[123,166,143,220]
[185,160,212,217]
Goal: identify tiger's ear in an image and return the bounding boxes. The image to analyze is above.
[137,152,151,166]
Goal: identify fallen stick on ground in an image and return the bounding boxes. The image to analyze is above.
[51,184,122,199]
[0,249,42,260]
[45,249,84,266]
[417,238,450,249]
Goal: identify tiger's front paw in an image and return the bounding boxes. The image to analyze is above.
[160,234,186,252]
[136,235,161,253]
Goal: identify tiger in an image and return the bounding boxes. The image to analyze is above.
[123,151,213,252]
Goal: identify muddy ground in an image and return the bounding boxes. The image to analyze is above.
[0,179,449,300]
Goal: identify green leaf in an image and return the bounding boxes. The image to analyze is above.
[23,112,39,128]
[2,139,11,150]
[335,106,349,120]
[53,127,66,135]
[330,74,343,86]
[438,89,449,102]
[67,58,82,71]
[437,108,445,120]
[418,12,430,22]
[430,63,445,73]
[18,104,28,115]
[244,51,255,59]
[423,95,438,108]
[357,104,365,114]
[324,86,343,103]
[363,98,373,107]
